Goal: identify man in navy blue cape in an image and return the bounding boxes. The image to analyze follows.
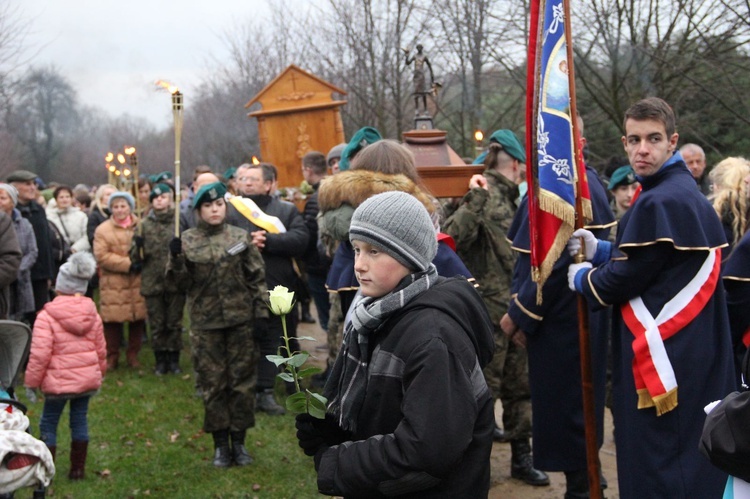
[568,97,734,498]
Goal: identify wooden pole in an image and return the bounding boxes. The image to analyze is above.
[172,91,183,237]
[564,0,601,496]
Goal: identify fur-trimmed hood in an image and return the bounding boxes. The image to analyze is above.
[318,170,435,214]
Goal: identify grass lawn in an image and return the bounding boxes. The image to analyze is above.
[16,340,321,498]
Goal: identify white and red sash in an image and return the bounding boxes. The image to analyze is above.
[621,248,721,416]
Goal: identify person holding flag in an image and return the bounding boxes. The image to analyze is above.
[567,97,735,497]
[502,115,614,498]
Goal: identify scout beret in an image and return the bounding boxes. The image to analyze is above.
[489,129,526,163]
[223,167,237,181]
[608,165,637,190]
[149,183,174,202]
[193,182,227,209]
[339,127,382,172]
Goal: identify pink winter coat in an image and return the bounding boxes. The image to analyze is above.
[25,295,107,396]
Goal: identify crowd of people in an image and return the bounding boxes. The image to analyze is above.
[1,96,748,497]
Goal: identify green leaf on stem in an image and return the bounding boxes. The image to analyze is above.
[277,372,295,382]
[306,390,328,419]
[287,352,309,368]
[297,366,322,379]
[285,391,307,413]
[295,336,318,342]
[265,354,288,367]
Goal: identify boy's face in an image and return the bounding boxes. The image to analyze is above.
[353,240,411,298]
[151,192,172,211]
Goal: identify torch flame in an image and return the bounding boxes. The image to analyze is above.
[107,164,116,172]
[105,152,114,162]
[251,156,260,165]
[124,146,136,155]
[114,170,121,176]
[117,154,126,164]
[156,80,179,94]
[123,168,131,177]
[474,130,484,142]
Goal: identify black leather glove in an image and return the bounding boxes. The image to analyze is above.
[169,237,182,256]
[133,235,145,249]
[129,261,142,274]
[295,413,350,457]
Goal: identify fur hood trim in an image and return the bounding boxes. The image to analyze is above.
[318,170,434,214]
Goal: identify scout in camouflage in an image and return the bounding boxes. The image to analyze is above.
[166,182,268,469]
[130,183,186,375]
[443,129,549,486]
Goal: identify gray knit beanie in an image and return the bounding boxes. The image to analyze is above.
[0,183,18,207]
[349,191,437,271]
[56,252,97,295]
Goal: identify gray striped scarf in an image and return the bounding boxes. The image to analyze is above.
[324,264,439,432]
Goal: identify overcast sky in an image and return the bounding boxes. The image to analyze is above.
[17,0,303,129]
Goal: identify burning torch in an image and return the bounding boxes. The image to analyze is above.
[156,80,183,237]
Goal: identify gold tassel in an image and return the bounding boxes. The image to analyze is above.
[653,388,678,416]
[636,387,678,416]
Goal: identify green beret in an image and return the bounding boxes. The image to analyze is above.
[608,165,637,190]
[193,182,227,209]
[149,183,174,202]
[339,126,382,172]
[6,170,38,183]
[223,167,237,181]
[150,171,173,184]
[489,129,526,163]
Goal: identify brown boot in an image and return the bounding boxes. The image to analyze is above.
[69,440,88,480]
[103,322,121,370]
[126,321,144,368]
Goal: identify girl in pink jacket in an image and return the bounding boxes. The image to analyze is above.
[24,251,106,480]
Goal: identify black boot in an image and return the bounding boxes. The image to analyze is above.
[230,430,254,466]
[154,351,168,376]
[212,430,232,468]
[256,389,286,415]
[510,439,550,486]
[564,469,607,499]
[168,351,182,374]
[300,301,315,323]
[493,423,507,442]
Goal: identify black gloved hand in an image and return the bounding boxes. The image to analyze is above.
[295,413,350,457]
[133,235,145,249]
[169,237,182,256]
[129,261,142,274]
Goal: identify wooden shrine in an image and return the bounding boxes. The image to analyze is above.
[246,65,347,187]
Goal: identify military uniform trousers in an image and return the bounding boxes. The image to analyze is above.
[484,326,532,440]
[191,323,258,433]
[145,292,186,352]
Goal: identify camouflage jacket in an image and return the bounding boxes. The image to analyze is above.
[130,208,175,296]
[443,169,518,322]
[166,220,268,330]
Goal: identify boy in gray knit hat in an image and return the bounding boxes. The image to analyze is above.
[296,191,496,497]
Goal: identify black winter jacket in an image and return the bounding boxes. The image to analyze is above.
[316,277,495,498]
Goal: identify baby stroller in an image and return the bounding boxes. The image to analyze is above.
[0,320,54,498]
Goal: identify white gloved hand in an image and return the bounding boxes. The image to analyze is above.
[568,262,593,291]
[567,228,598,261]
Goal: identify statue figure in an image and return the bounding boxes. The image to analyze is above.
[404,44,435,116]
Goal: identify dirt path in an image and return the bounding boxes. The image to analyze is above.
[298,311,619,498]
